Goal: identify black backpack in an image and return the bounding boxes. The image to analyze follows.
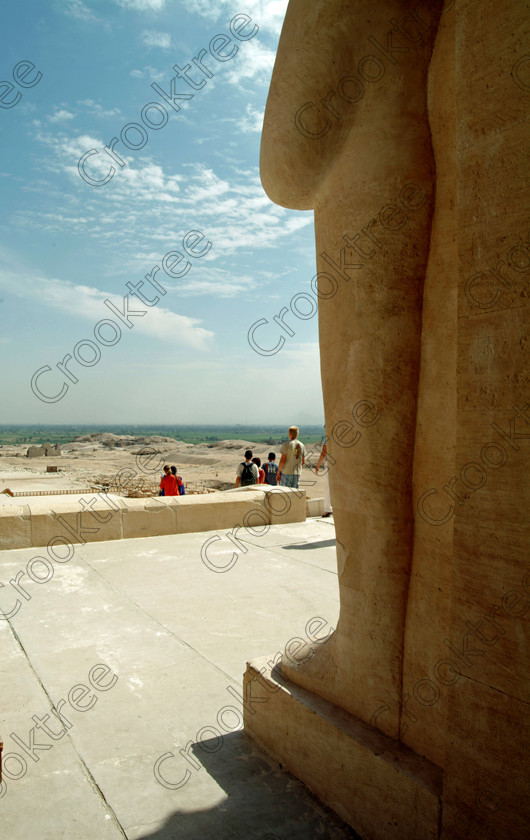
[240,461,256,486]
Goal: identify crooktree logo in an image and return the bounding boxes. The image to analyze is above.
[417,404,530,526]
[78,14,258,186]
[0,663,117,798]
[0,60,42,110]
[294,0,454,139]
[248,183,428,357]
[30,230,212,404]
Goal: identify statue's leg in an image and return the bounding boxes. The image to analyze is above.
[281,149,434,736]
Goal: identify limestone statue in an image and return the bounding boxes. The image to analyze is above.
[250,1,528,833]
[260,0,455,762]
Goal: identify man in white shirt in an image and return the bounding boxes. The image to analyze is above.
[277,426,306,489]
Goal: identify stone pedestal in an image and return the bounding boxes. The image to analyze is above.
[244,659,442,840]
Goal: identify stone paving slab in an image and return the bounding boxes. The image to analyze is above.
[241,518,338,575]
[0,520,358,840]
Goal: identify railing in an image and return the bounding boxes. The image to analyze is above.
[1,482,211,499]
[2,487,101,497]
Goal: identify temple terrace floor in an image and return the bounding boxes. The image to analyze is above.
[0,516,360,840]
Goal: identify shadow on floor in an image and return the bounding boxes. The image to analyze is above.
[138,732,360,840]
[281,539,336,551]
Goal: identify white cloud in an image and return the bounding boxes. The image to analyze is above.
[24,134,313,279]
[225,40,276,87]
[32,129,131,181]
[78,99,122,118]
[59,0,100,22]
[238,103,264,133]
[153,0,285,88]
[129,65,167,83]
[48,109,75,123]
[115,0,166,10]
[282,342,321,365]
[181,0,288,35]
[141,30,171,49]
[166,267,258,298]
[0,254,213,351]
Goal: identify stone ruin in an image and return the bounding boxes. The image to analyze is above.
[26,442,62,458]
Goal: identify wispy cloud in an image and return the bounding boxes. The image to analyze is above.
[77,99,122,118]
[0,248,213,351]
[129,65,167,83]
[141,30,171,49]
[21,133,313,277]
[59,0,101,22]
[238,104,264,134]
[224,40,276,87]
[182,0,288,35]
[48,108,75,123]
[165,266,258,298]
[31,129,132,179]
[115,0,166,11]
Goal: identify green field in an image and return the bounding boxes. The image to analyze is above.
[0,424,326,447]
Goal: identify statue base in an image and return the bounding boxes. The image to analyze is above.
[244,658,442,840]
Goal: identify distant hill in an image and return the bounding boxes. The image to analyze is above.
[0,424,326,447]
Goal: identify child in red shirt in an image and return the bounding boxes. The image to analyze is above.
[160,464,179,496]
[252,457,265,484]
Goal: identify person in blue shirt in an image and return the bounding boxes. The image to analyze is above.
[263,452,279,486]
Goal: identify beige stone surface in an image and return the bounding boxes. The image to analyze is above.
[249,0,529,836]
[244,659,442,840]
[399,0,457,768]
[0,489,306,550]
[260,0,446,740]
[442,680,529,840]
[28,497,126,549]
[120,497,178,540]
[443,2,530,836]
[0,505,31,550]
[264,486,309,524]
[0,520,350,840]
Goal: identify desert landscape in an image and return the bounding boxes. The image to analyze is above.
[0,433,328,501]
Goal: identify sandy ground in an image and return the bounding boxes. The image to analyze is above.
[0,434,328,501]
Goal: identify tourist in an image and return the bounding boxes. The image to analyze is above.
[159,464,179,496]
[277,426,306,489]
[235,450,260,487]
[263,452,279,486]
[170,465,185,495]
[316,442,332,517]
[252,457,265,484]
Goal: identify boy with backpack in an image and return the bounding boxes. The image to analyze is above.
[263,452,279,486]
[235,450,260,487]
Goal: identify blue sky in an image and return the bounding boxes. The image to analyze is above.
[0,0,324,425]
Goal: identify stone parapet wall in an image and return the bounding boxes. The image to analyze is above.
[0,487,306,551]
